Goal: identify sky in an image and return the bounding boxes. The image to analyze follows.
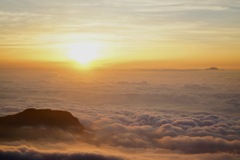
[0,0,240,69]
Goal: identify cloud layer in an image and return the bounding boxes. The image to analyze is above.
[0,69,239,160]
[83,109,240,154]
[0,147,122,160]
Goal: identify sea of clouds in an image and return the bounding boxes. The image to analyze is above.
[0,68,239,160]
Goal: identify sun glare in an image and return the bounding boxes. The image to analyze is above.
[68,42,100,65]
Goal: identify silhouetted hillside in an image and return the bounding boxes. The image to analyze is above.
[0,108,85,141]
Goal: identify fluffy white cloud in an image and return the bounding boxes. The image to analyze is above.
[0,69,240,160]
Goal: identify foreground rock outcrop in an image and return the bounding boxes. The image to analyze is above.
[0,108,85,141]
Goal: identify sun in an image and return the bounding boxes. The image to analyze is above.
[68,41,100,65]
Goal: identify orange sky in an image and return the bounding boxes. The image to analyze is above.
[0,0,240,69]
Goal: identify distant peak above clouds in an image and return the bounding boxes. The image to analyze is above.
[206,67,220,70]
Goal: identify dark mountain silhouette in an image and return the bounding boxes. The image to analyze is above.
[206,67,219,70]
[0,108,84,129]
[0,108,85,141]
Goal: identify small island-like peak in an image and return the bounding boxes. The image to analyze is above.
[206,67,220,70]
